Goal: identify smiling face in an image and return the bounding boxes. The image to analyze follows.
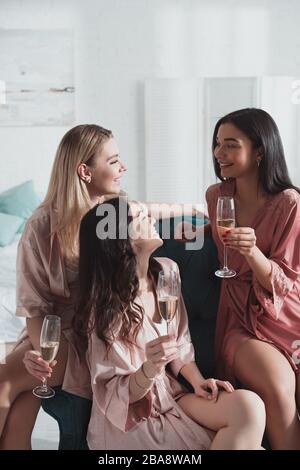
[129,202,163,255]
[214,123,261,180]
[86,137,127,197]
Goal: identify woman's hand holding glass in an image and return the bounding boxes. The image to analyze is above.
[143,335,178,378]
[32,315,61,399]
[23,350,57,382]
[221,227,257,256]
[215,196,237,278]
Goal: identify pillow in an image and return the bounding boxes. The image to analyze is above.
[0,181,41,233]
[156,214,207,240]
[0,212,24,247]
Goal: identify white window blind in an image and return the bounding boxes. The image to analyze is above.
[145,79,199,204]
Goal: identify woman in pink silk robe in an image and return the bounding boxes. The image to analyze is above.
[207,108,300,449]
[0,124,127,449]
[73,198,266,450]
[86,267,211,450]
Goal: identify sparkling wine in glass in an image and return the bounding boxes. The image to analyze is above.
[32,315,61,399]
[157,270,180,334]
[215,196,237,278]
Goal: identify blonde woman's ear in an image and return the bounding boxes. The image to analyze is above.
[77,163,92,183]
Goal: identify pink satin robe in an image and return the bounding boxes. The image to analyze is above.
[86,258,211,450]
[16,204,91,399]
[206,180,300,382]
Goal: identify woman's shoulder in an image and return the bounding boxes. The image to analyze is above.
[280,188,300,203]
[205,179,234,202]
[20,204,53,246]
[205,183,221,201]
[272,188,300,212]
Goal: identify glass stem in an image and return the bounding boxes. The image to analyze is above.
[41,378,48,391]
[223,245,229,271]
[166,321,168,335]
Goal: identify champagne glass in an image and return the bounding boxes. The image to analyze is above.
[33,315,61,399]
[157,270,180,334]
[215,196,237,278]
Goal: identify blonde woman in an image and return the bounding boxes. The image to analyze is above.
[0,124,200,449]
[0,124,128,449]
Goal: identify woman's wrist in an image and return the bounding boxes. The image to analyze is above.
[143,360,159,379]
[191,377,206,388]
[180,363,206,389]
[133,370,152,390]
[133,367,154,390]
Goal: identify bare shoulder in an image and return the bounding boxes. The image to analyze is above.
[205,183,221,202]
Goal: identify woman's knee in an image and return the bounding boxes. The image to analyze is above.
[2,392,39,436]
[229,389,266,429]
[0,370,34,404]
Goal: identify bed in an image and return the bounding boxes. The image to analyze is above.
[0,235,26,344]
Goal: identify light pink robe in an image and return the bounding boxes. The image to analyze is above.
[206,180,300,382]
[87,258,211,450]
[16,204,91,399]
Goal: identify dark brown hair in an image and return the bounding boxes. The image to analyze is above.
[212,108,300,194]
[72,197,161,352]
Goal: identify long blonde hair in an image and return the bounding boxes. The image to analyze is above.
[43,124,113,257]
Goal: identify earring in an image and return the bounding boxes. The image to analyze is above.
[86,177,91,184]
[256,159,261,167]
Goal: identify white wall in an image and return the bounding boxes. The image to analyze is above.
[1,0,300,200]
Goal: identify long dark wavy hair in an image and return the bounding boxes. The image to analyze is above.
[72,197,161,352]
[212,108,300,195]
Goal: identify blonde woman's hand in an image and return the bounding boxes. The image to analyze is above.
[222,227,256,256]
[144,335,178,377]
[23,350,57,382]
[193,378,234,401]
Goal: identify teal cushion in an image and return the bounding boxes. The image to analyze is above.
[0,181,40,233]
[0,212,24,246]
[156,214,208,240]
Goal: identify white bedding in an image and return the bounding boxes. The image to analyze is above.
[0,235,26,342]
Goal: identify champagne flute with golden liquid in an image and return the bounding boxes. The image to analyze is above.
[215,196,237,278]
[157,270,180,334]
[32,315,61,399]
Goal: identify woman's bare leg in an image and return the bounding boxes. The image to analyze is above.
[233,338,300,450]
[178,389,265,449]
[0,336,67,439]
[0,391,41,450]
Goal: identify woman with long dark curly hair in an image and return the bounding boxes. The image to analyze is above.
[72,197,265,450]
